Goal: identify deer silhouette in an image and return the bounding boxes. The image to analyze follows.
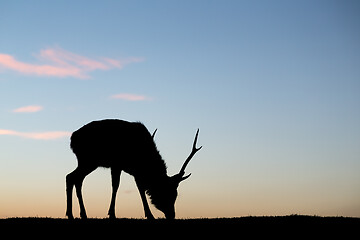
[66,119,201,219]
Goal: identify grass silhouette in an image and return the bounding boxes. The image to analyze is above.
[1,215,358,237]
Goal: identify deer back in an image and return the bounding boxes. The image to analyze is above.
[70,119,167,176]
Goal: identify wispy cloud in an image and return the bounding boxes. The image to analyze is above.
[0,47,144,79]
[0,53,82,78]
[12,105,43,113]
[123,189,135,194]
[0,129,71,140]
[110,93,151,101]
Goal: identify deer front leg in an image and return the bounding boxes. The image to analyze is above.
[135,180,155,220]
[108,168,121,219]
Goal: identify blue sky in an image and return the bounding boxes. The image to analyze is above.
[0,0,359,218]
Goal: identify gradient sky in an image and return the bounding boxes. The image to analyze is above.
[1,0,359,218]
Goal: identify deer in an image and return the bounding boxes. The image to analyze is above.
[66,119,202,220]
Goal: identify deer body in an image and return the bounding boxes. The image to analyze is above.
[66,119,201,220]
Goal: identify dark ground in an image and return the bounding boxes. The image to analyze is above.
[1,215,359,237]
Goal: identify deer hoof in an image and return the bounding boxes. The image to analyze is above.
[66,212,74,220]
[80,212,88,219]
[146,214,155,220]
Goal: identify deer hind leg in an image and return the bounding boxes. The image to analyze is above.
[66,166,96,219]
[66,169,76,219]
[108,168,121,219]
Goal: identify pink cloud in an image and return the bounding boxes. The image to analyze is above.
[0,129,71,140]
[0,54,83,78]
[12,105,43,113]
[39,48,109,71]
[110,93,151,101]
[0,47,144,79]
[103,57,145,69]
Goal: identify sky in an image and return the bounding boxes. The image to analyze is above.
[0,0,359,218]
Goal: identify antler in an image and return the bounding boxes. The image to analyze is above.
[179,129,202,176]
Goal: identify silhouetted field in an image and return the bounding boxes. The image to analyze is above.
[1,215,358,237]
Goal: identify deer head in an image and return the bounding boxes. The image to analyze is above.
[148,129,202,219]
